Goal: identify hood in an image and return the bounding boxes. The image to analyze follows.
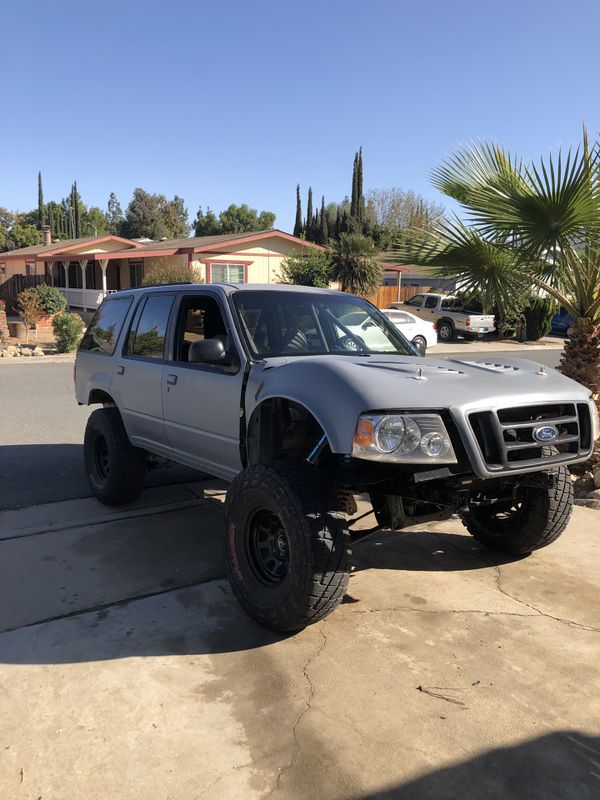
[248,353,591,455]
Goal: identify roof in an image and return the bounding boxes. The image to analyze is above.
[111,283,346,298]
[1,234,142,259]
[0,228,324,262]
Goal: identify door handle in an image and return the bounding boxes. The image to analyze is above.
[166,374,178,386]
[116,365,125,375]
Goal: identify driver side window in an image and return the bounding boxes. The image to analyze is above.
[174,295,231,364]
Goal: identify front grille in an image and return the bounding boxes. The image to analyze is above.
[468,403,592,472]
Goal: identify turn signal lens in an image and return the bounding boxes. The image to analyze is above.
[353,417,374,446]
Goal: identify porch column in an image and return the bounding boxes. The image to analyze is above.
[99,259,109,295]
[63,260,70,290]
[79,259,88,310]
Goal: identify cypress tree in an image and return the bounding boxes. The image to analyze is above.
[37,171,45,229]
[293,183,303,237]
[306,187,313,241]
[340,209,349,235]
[357,146,365,229]
[350,152,359,220]
[320,196,328,244]
[334,207,341,240]
[73,181,81,238]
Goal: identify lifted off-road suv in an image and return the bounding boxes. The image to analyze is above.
[75,284,599,631]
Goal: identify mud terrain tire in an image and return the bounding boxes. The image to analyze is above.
[223,462,351,631]
[461,466,573,554]
[84,407,146,505]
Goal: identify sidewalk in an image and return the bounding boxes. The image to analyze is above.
[431,335,565,354]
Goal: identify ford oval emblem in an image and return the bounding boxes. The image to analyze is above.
[533,425,559,443]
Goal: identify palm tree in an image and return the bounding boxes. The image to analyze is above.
[330,233,382,296]
[397,133,600,412]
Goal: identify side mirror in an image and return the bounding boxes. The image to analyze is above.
[413,339,427,357]
[188,338,227,364]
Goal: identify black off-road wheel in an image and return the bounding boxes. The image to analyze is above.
[223,462,351,632]
[84,407,147,505]
[460,467,573,555]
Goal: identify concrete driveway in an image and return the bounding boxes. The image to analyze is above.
[0,485,599,800]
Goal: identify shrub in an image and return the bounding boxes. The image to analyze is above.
[523,296,556,341]
[141,263,203,287]
[35,284,67,315]
[52,312,84,352]
[17,288,42,334]
[0,299,5,313]
[280,249,333,288]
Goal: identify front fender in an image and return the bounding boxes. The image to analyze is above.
[245,360,367,454]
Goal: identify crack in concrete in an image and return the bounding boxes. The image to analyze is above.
[493,565,600,633]
[272,622,328,796]
[0,573,225,635]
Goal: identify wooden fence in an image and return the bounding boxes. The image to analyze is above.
[365,285,432,308]
[0,274,48,311]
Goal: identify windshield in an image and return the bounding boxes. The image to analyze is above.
[232,291,416,357]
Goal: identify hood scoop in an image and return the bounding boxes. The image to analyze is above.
[451,360,521,373]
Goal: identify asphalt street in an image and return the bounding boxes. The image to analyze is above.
[0,362,204,510]
[0,346,562,511]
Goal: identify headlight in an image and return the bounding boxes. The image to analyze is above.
[352,413,457,464]
[591,401,600,441]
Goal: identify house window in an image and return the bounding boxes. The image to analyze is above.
[0,263,6,275]
[26,263,36,276]
[129,261,144,288]
[210,263,245,284]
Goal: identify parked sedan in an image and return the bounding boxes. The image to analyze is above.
[381,308,438,351]
[551,307,574,335]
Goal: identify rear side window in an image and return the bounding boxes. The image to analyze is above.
[79,297,133,355]
[125,294,174,360]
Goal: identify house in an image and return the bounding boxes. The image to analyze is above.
[0,227,322,312]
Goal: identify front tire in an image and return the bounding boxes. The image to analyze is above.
[223,462,351,631]
[460,467,573,554]
[84,408,146,505]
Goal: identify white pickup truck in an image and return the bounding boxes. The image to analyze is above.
[393,293,495,342]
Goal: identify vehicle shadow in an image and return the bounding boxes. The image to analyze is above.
[0,496,522,664]
[0,443,205,510]
[356,732,600,800]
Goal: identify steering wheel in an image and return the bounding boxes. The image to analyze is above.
[337,334,366,352]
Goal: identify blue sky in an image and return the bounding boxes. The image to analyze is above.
[2,0,600,231]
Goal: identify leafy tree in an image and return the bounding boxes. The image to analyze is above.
[280,248,332,287]
[330,233,382,295]
[160,195,190,238]
[293,184,303,238]
[17,288,41,339]
[193,203,275,236]
[107,192,124,234]
[396,133,600,435]
[9,223,42,249]
[367,187,445,231]
[82,206,111,237]
[120,188,169,239]
[38,172,45,229]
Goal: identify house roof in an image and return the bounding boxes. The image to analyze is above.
[1,234,142,259]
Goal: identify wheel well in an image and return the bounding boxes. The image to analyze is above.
[438,317,454,330]
[88,389,115,406]
[246,398,326,466]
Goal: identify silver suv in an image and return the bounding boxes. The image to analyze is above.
[75,284,599,631]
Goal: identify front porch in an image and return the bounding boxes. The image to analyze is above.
[46,257,126,311]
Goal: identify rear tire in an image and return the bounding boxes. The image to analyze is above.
[223,462,351,631]
[84,407,146,505]
[460,467,573,554]
[437,320,454,342]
